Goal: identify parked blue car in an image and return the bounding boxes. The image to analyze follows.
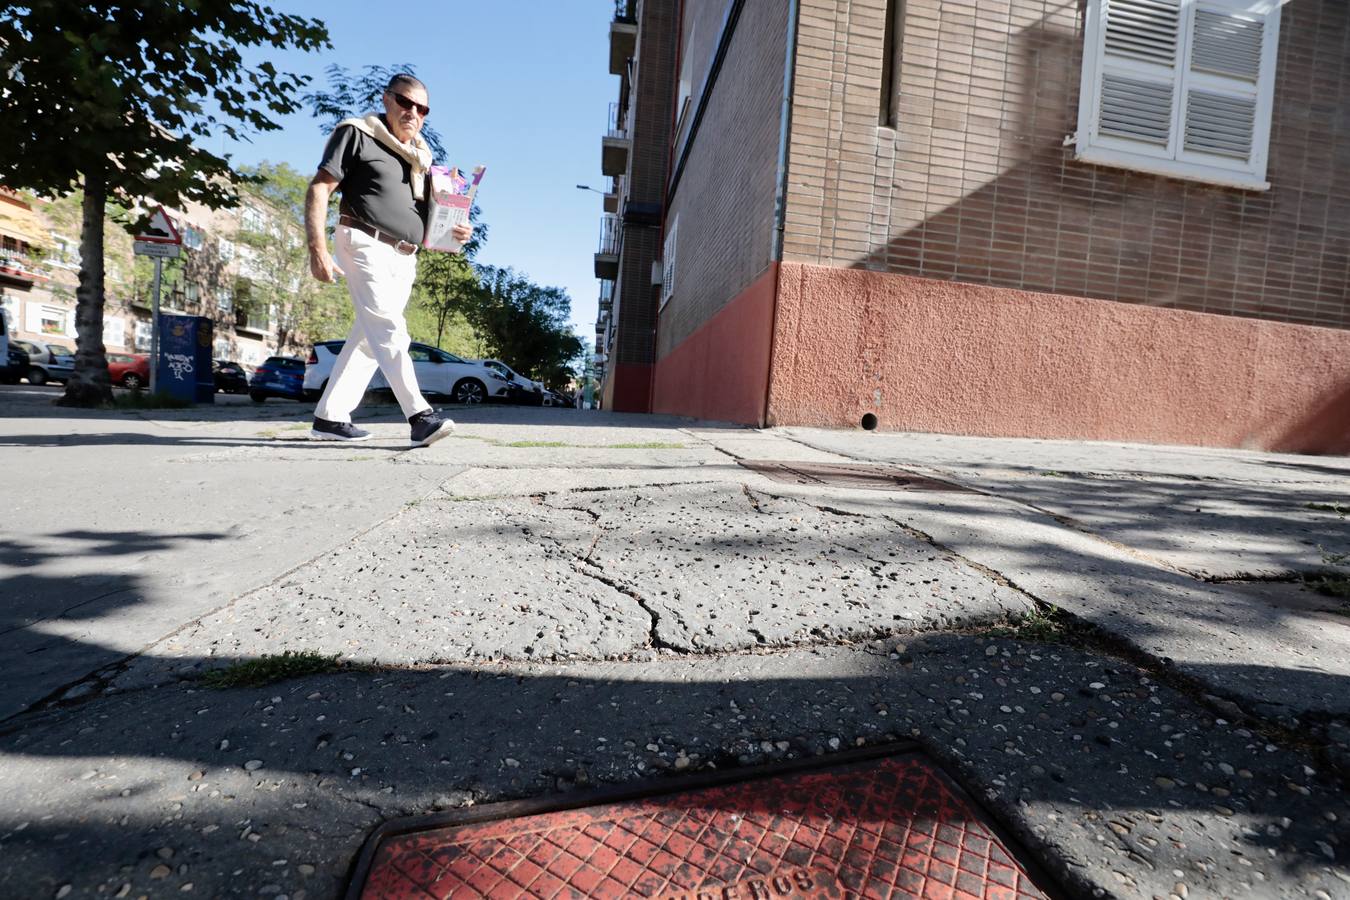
[249,356,306,402]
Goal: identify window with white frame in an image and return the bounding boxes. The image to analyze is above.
[218,238,235,262]
[1075,0,1281,190]
[241,206,266,233]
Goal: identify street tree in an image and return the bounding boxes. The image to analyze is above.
[0,2,329,406]
[467,266,587,388]
[304,64,449,164]
[233,163,351,353]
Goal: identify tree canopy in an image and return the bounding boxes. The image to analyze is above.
[304,64,449,164]
[467,266,587,388]
[0,1,330,405]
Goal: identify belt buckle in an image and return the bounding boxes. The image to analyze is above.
[394,239,417,255]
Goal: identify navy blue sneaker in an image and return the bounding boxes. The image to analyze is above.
[310,417,372,442]
[409,410,455,447]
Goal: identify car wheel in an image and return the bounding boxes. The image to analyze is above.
[122,373,144,390]
[250,390,267,403]
[451,378,487,405]
[27,367,47,386]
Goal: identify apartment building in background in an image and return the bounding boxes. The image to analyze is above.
[594,0,680,411]
[595,0,1350,452]
[0,187,292,368]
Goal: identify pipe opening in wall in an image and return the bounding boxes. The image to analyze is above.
[861,413,878,431]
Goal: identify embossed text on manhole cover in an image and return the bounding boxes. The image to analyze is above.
[739,460,975,493]
[347,748,1053,899]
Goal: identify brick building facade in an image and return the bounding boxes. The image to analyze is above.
[596,0,1350,451]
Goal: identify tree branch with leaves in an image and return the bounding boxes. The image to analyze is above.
[0,1,330,405]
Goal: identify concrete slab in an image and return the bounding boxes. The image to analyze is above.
[781,429,1350,579]
[2,639,1344,900]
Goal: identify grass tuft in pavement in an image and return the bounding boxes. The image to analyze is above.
[202,651,343,689]
[111,391,192,410]
[988,606,1073,643]
[504,440,573,448]
[1307,502,1348,516]
[1305,572,1350,600]
[607,441,686,449]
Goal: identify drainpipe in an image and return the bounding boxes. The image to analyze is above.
[769,0,802,263]
[762,0,801,427]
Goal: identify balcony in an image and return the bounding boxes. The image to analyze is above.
[610,0,637,75]
[599,279,614,312]
[601,102,630,177]
[604,176,620,215]
[0,250,44,288]
[594,214,620,280]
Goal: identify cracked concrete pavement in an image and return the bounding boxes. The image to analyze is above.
[1,384,1348,898]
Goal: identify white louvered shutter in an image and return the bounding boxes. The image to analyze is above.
[1076,0,1281,189]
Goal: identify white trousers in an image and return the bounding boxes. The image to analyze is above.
[315,225,431,423]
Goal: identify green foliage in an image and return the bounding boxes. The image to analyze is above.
[0,1,330,406]
[1305,573,1350,600]
[466,266,588,388]
[234,162,352,351]
[0,3,329,211]
[202,651,344,689]
[304,64,449,164]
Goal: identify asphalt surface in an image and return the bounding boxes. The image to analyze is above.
[1,383,1347,899]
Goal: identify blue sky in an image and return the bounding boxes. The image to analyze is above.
[221,0,617,342]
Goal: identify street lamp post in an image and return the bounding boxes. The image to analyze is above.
[576,184,605,195]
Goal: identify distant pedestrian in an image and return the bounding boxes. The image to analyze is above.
[304,73,472,447]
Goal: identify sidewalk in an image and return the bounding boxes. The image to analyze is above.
[0,385,1346,898]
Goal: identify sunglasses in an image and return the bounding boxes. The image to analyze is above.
[388,92,430,118]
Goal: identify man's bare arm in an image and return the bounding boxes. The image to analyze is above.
[305,171,340,282]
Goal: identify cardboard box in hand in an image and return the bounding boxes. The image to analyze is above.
[423,165,485,253]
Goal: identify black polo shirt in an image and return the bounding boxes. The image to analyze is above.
[319,116,427,245]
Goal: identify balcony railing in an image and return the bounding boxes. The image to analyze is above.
[599,279,614,310]
[606,102,626,140]
[614,0,636,24]
[0,249,43,286]
[597,214,620,256]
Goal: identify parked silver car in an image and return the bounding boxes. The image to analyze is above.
[12,339,75,385]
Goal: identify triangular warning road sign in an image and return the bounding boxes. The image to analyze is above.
[135,206,181,244]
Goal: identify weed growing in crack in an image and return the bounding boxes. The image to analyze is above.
[1305,573,1350,600]
[1307,502,1348,516]
[201,651,343,689]
[988,607,1072,643]
[504,440,573,448]
[607,442,687,449]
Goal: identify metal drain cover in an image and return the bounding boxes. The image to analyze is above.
[739,461,974,493]
[346,747,1054,899]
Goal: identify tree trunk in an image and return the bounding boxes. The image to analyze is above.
[58,166,113,407]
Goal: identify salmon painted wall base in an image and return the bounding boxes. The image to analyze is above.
[652,266,778,425]
[768,262,1350,453]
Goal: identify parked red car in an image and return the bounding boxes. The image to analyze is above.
[107,352,150,389]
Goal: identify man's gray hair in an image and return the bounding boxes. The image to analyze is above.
[385,73,427,95]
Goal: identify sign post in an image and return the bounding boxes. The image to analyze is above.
[132,208,182,394]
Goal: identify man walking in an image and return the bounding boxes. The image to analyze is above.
[304,73,471,447]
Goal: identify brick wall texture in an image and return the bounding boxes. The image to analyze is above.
[612,0,680,369]
[658,0,790,356]
[783,0,1350,330]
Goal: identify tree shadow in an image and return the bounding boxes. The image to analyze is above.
[0,638,1345,899]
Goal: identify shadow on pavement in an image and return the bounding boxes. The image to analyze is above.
[0,637,1345,899]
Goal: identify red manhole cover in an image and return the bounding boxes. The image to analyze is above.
[348,749,1053,899]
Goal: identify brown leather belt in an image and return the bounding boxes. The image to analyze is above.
[338,214,419,255]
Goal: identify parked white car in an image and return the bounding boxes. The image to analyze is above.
[303,340,514,404]
[480,358,545,404]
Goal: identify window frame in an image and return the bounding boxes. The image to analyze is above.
[1074,0,1281,191]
